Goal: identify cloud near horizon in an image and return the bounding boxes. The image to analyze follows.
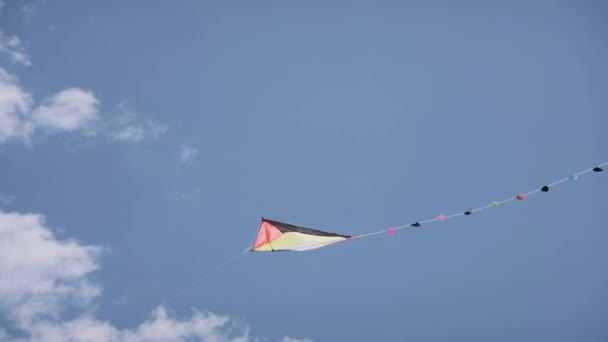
[0,210,312,342]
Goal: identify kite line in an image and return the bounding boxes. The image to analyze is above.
[159,245,251,306]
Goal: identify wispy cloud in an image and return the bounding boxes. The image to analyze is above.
[109,104,168,143]
[19,0,45,25]
[111,121,167,143]
[178,143,199,163]
[0,193,14,206]
[0,30,31,66]
[0,210,313,342]
[171,186,201,201]
[0,68,99,144]
[282,338,315,342]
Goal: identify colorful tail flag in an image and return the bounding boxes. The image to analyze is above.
[253,162,606,252]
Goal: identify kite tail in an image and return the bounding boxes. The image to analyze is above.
[354,161,607,240]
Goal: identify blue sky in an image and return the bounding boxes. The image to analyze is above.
[0,1,607,341]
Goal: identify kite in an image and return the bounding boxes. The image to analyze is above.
[251,218,352,252]
[250,162,606,252]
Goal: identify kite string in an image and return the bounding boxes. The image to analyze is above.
[159,243,252,307]
[353,161,607,240]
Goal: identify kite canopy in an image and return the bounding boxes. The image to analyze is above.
[251,218,352,252]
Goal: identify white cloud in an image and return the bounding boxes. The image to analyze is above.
[109,107,168,143]
[0,31,32,66]
[0,210,313,342]
[0,68,165,146]
[0,68,100,144]
[178,143,199,163]
[32,88,99,133]
[0,211,101,328]
[1,30,168,147]
[0,69,34,143]
[0,32,101,144]
[18,308,252,342]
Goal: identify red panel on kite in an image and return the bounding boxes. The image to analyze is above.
[252,221,282,250]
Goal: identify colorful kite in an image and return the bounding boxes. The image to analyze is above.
[251,162,606,252]
[251,218,352,252]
